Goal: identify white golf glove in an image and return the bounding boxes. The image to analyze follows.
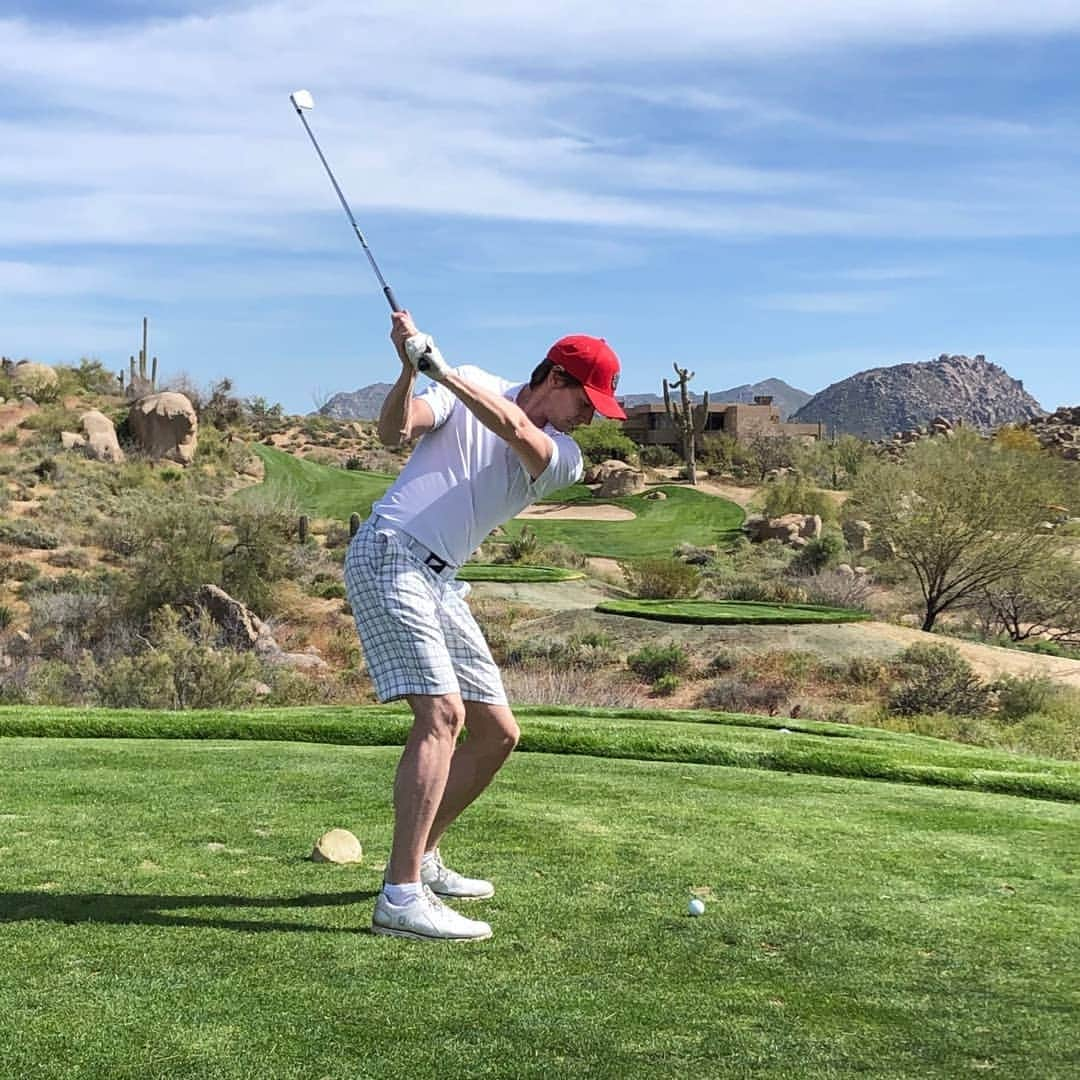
[404,332,451,382]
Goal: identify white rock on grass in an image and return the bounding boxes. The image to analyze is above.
[311,828,363,864]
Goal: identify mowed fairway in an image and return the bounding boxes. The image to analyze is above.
[503,485,745,558]
[237,445,394,520]
[1,723,1078,1079]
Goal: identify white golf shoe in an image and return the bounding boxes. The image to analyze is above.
[372,885,492,942]
[420,849,495,900]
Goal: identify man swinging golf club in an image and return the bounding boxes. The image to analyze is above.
[345,312,625,941]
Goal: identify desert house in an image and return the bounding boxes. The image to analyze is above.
[620,395,822,447]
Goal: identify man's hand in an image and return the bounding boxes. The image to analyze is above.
[390,311,420,367]
[404,332,452,382]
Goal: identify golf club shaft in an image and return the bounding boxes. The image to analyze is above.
[292,105,401,312]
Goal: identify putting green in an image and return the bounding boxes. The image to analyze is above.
[595,599,872,625]
[457,564,585,583]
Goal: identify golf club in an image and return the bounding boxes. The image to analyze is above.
[289,89,401,313]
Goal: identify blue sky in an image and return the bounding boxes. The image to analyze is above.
[3,2,1080,414]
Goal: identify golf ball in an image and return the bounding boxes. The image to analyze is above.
[688,898,705,917]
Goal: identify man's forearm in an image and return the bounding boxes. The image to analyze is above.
[377,365,417,447]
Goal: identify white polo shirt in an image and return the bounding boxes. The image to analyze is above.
[371,365,585,568]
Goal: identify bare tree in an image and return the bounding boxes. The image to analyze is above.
[977,555,1080,646]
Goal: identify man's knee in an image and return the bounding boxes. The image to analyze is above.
[411,695,466,741]
[469,706,520,760]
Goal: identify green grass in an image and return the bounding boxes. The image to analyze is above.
[457,564,585,583]
[2,706,1078,803]
[596,599,873,625]
[502,485,745,558]
[1,728,1077,1078]
[236,445,394,519]
[241,455,744,560]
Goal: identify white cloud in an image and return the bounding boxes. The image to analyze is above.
[1,0,1079,275]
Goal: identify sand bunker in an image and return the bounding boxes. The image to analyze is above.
[516,503,636,522]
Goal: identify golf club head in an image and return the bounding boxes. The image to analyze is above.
[290,89,314,111]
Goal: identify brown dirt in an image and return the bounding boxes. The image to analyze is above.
[516,503,635,522]
[507,608,1080,688]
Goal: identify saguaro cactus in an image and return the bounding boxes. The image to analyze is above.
[662,363,709,486]
[128,316,158,395]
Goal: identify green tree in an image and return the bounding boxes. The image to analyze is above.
[847,431,1066,632]
[744,433,797,482]
[572,419,637,466]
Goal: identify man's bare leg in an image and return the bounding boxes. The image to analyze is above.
[385,693,465,885]
[424,702,520,854]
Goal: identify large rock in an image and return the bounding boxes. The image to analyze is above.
[195,583,330,671]
[129,392,198,465]
[744,513,822,547]
[310,828,363,864]
[11,362,58,400]
[585,459,635,485]
[80,409,125,464]
[842,519,872,553]
[597,468,645,497]
[195,584,264,650]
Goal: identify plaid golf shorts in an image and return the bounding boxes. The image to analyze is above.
[343,519,508,705]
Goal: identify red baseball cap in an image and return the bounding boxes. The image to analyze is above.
[546,335,626,420]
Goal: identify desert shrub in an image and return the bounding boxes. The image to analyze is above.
[46,548,92,570]
[537,541,588,570]
[0,429,17,446]
[761,475,837,523]
[501,526,541,564]
[5,559,40,582]
[706,649,737,674]
[795,567,873,610]
[840,655,888,688]
[700,676,788,715]
[18,406,82,441]
[652,674,680,696]
[993,674,1059,722]
[639,444,680,467]
[65,357,120,396]
[122,497,225,617]
[573,419,637,465]
[0,603,13,630]
[96,607,260,710]
[790,531,846,574]
[621,556,700,599]
[698,433,742,473]
[504,634,618,671]
[993,426,1042,453]
[673,542,716,566]
[0,519,61,550]
[707,573,808,605]
[627,642,690,682]
[220,498,298,616]
[888,643,990,717]
[312,580,347,600]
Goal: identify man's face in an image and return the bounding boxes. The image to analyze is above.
[548,372,596,433]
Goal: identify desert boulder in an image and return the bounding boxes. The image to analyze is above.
[129,392,198,465]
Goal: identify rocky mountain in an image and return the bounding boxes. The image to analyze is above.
[318,383,395,421]
[620,378,812,420]
[791,354,1044,440]
[320,376,812,421]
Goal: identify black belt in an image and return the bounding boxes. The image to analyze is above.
[370,516,456,578]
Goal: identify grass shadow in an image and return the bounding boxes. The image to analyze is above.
[0,888,380,933]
